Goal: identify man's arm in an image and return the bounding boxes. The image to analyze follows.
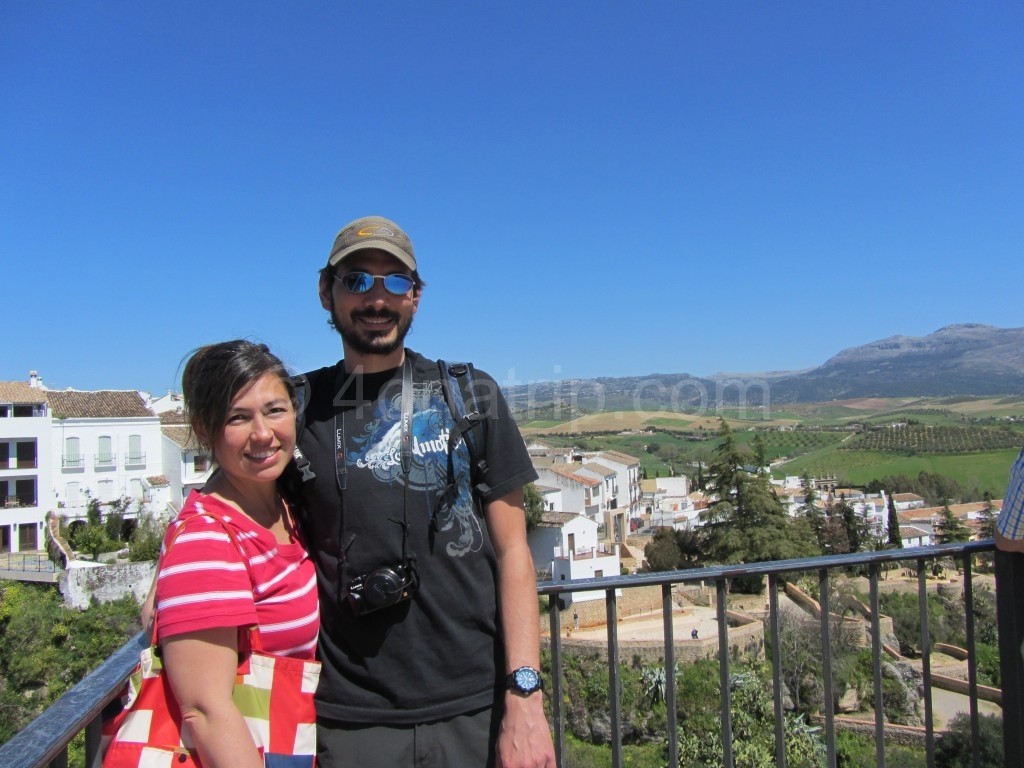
[996,532,1024,553]
[486,487,556,768]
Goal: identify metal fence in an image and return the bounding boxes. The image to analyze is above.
[2,540,1021,768]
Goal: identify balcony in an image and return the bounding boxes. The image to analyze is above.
[124,452,146,468]
[2,495,38,508]
[93,453,117,470]
[2,541,1022,767]
[61,456,84,471]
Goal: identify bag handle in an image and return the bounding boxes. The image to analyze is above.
[153,506,265,654]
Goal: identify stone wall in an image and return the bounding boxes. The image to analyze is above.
[544,616,764,666]
[59,561,155,610]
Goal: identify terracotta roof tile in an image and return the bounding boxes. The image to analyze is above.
[162,425,203,451]
[46,390,154,419]
[146,475,170,487]
[597,450,640,466]
[0,381,47,405]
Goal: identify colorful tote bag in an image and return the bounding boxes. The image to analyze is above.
[101,514,320,767]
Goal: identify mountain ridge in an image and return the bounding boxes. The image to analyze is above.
[505,324,1024,411]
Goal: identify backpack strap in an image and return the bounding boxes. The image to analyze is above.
[289,372,316,483]
[437,359,491,498]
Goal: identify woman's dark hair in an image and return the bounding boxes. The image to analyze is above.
[181,340,296,452]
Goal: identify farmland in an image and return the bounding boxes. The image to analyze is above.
[517,395,1024,497]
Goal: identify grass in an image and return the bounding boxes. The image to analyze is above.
[779,448,1020,497]
[561,733,666,768]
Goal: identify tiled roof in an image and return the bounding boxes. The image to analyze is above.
[547,465,600,486]
[162,425,203,451]
[898,499,1003,523]
[538,511,580,527]
[159,410,189,425]
[0,381,46,404]
[580,462,616,477]
[598,450,640,466]
[146,475,170,487]
[46,390,154,419]
[892,493,925,503]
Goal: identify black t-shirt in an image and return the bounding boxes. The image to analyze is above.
[293,349,538,723]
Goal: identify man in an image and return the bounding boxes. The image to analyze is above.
[291,216,556,767]
[995,446,1024,552]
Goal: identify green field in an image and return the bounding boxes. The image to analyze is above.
[520,395,1024,498]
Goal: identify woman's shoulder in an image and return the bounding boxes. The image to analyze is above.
[167,491,263,546]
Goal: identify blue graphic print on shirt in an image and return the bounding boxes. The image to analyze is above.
[347,381,482,557]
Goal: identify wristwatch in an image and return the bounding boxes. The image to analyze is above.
[506,665,544,696]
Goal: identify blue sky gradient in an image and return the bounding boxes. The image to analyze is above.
[2,2,1021,394]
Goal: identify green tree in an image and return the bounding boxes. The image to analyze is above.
[797,473,825,552]
[129,504,165,562]
[935,712,1003,768]
[523,483,544,532]
[886,492,903,548]
[700,420,816,591]
[934,500,971,544]
[977,492,997,541]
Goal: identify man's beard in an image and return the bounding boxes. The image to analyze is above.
[333,303,414,357]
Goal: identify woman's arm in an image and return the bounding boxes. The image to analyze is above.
[162,627,264,768]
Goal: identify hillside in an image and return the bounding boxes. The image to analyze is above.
[506,324,1024,412]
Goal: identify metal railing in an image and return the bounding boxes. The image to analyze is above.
[2,540,1020,768]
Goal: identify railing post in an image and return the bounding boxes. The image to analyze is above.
[548,593,564,768]
[996,549,1024,766]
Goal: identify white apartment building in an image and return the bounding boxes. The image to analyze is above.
[529,511,620,603]
[582,450,642,521]
[0,377,52,552]
[47,388,164,523]
[161,425,213,510]
[533,464,604,527]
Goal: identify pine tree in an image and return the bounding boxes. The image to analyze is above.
[934,499,971,544]
[977,492,997,541]
[700,420,817,589]
[886,492,903,548]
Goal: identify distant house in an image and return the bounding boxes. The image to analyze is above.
[528,511,620,603]
[46,388,163,522]
[892,493,926,510]
[534,464,604,526]
[0,375,52,552]
[160,425,213,512]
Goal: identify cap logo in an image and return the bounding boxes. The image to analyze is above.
[357,226,397,239]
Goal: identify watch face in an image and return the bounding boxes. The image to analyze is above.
[514,667,539,691]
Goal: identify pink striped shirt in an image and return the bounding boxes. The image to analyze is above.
[155,490,319,660]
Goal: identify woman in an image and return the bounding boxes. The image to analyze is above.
[151,340,318,768]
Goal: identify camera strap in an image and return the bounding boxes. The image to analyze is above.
[333,357,418,590]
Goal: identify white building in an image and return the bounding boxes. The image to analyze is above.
[161,425,213,511]
[529,511,620,603]
[0,376,53,552]
[533,464,604,527]
[46,388,163,523]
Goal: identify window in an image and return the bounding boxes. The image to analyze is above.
[63,437,83,468]
[97,435,114,467]
[126,435,144,465]
[129,478,144,499]
[66,482,82,507]
[193,454,210,473]
[97,478,114,502]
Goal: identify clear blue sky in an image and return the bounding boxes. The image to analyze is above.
[2,2,1021,395]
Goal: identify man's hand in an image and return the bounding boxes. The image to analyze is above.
[495,691,556,768]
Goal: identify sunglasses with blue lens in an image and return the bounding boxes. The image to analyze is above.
[334,271,415,296]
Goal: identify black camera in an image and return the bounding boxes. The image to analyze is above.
[346,563,417,616]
